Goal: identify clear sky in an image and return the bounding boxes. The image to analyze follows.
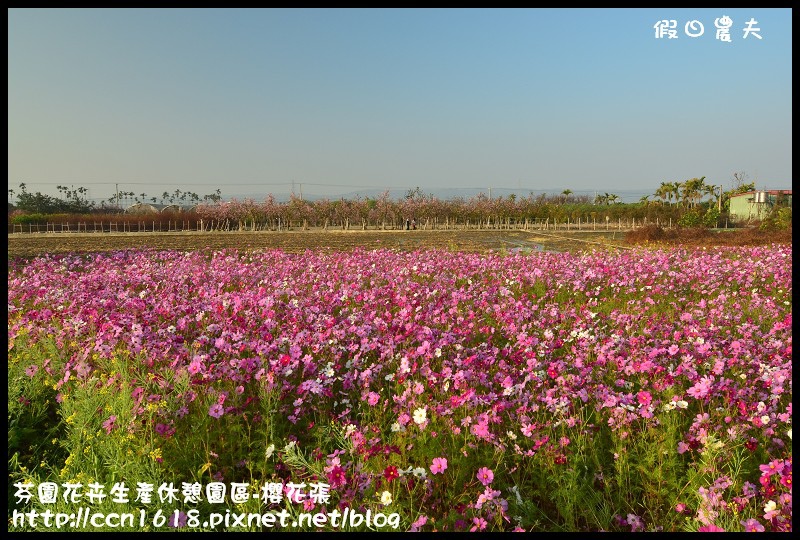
[8,8,793,204]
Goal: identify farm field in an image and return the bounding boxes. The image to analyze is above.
[7,240,792,532]
[7,229,628,258]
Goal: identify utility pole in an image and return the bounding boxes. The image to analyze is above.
[299,183,303,201]
[488,187,492,200]
[116,183,119,209]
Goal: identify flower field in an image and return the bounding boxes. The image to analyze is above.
[8,245,792,532]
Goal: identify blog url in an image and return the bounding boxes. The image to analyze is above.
[11,507,402,530]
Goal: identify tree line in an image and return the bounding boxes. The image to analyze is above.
[6,173,773,230]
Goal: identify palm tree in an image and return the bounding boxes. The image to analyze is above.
[682,177,706,208]
[655,182,670,205]
[561,189,573,204]
[667,182,681,207]
[703,183,718,207]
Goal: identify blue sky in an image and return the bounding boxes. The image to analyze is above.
[8,8,792,203]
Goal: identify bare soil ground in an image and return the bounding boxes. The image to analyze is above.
[7,229,630,258]
[7,227,790,259]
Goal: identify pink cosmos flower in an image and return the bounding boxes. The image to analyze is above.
[409,515,428,532]
[521,423,535,437]
[188,360,203,375]
[477,467,494,486]
[208,403,224,418]
[470,422,490,438]
[741,518,765,532]
[627,514,644,532]
[697,524,725,532]
[470,517,488,532]
[102,415,117,434]
[687,376,714,399]
[430,457,448,475]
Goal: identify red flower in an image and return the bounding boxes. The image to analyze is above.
[383,465,399,483]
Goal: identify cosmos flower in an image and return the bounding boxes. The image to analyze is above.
[430,457,448,475]
[477,467,494,486]
[208,403,224,418]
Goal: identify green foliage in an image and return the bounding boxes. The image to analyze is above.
[677,210,703,228]
[760,207,792,231]
[11,183,96,214]
[702,207,720,228]
[10,213,53,225]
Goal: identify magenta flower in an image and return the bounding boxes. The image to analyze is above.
[430,457,448,475]
[208,403,224,418]
[698,524,725,532]
[636,391,652,406]
[327,465,347,489]
[102,415,117,434]
[759,460,785,477]
[477,467,494,486]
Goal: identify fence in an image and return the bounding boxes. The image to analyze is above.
[7,216,688,234]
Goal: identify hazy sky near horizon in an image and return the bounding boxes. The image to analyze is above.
[8,8,793,203]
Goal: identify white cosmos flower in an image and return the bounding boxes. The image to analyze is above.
[413,407,427,425]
